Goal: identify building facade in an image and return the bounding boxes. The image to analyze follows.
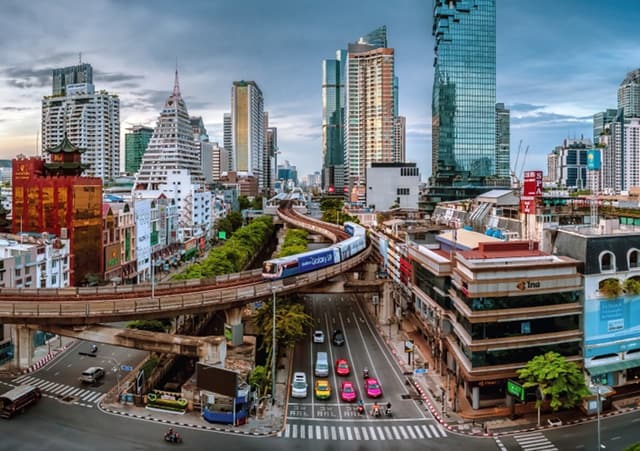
[345,27,396,204]
[393,116,406,163]
[619,69,640,118]
[42,63,120,181]
[432,0,496,178]
[12,144,103,286]
[228,81,265,191]
[365,162,420,211]
[322,49,347,193]
[549,138,591,189]
[124,125,153,174]
[495,103,510,179]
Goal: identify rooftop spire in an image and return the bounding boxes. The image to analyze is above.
[173,59,181,97]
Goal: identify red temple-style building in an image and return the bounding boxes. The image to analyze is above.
[12,134,103,286]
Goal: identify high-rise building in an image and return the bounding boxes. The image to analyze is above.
[322,49,347,193]
[42,63,120,181]
[264,115,278,194]
[52,63,93,96]
[495,103,510,179]
[345,26,396,203]
[229,81,265,191]
[432,0,496,178]
[618,69,640,118]
[549,138,591,189]
[393,116,406,162]
[211,142,227,183]
[124,125,153,174]
[223,113,233,172]
[133,70,210,238]
[593,109,618,144]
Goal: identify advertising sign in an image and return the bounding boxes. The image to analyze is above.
[587,149,602,171]
[104,243,121,270]
[299,248,335,272]
[520,196,536,214]
[523,170,543,197]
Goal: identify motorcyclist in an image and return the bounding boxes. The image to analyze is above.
[372,401,380,417]
[165,428,175,442]
[385,402,392,416]
[356,399,364,415]
[90,344,98,353]
[363,367,369,379]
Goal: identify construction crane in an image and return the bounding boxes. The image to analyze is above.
[518,144,530,183]
[510,140,525,189]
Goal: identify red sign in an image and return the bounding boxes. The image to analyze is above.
[520,198,536,214]
[522,170,543,197]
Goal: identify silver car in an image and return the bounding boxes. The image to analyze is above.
[313,330,325,344]
[291,372,308,398]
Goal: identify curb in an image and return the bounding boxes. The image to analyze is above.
[23,340,75,374]
[98,404,278,438]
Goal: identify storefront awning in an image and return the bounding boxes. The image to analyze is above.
[587,359,640,376]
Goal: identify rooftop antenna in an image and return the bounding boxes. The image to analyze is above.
[172,57,180,97]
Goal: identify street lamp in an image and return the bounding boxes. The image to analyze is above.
[590,380,606,450]
[151,257,155,301]
[271,289,277,405]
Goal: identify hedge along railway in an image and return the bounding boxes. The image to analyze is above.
[0,204,371,325]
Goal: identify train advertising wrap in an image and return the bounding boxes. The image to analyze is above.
[298,249,335,272]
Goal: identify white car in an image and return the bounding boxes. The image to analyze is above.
[313,330,325,344]
[291,372,308,399]
[547,417,562,427]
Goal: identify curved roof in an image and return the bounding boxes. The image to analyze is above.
[45,132,86,154]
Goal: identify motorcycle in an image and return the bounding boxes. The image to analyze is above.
[363,368,369,379]
[356,404,365,415]
[164,431,182,444]
[372,407,381,418]
[90,344,98,354]
[384,407,392,417]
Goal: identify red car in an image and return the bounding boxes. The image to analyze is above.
[364,378,383,398]
[335,359,350,376]
[340,381,357,402]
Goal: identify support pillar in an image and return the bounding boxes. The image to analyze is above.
[224,307,244,346]
[472,386,480,410]
[198,337,227,367]
[13,325,34,370]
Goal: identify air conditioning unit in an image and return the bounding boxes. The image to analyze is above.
[60,228,68,239]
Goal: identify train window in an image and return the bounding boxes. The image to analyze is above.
[263,263,277,274]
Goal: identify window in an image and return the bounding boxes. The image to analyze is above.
[629,249,640,269]
[600,251,615,272]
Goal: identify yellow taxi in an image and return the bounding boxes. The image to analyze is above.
[314,379,331,400]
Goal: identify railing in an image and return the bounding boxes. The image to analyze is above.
[0,246,371,322]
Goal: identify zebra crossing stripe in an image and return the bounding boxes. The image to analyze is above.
[353,427,361,441]
[316,425,321,440]
[308,425,313,440]
[346,426,353,440]
[300,424,305,440]
[391,426,401,440]
[361,426,368,440]
[377,426,386,440]
[50,384,68,394]
[407,425,416,439]
[323,425,328,440]
[338,426,345,441]
[412,425,423,439]
[438,424,448,437]
[421,424,432,438]
[292,424,298,439]
[429,424,440,437]
[398,426,409,440]
[330,426,337,440]
[368,426,376,440]
[13,375,29,383]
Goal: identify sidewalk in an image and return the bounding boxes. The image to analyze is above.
[0,334,76,377]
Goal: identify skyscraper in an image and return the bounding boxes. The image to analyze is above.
[52,63,93,96]
[345,26,396,203]
[495,103,510,178]
[394,116,406,162]
[618,69,640,118]
[264,114,278,194]
[228,81,265,191]
[133,70,209,237]
[42,63,120,181]
[223,113,233,172]
[432,0,496,178]
[124,125,153,174]
[322,49,347,193]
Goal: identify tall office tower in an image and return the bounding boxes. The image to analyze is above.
[495,103,510,178]
[124,125,153,174]
[42,63,120,181]
[393,116,406,162]
[223,113,233,172]
[432,0,496,178]
[211,142,227,182]
[228,81,264,191]
[322,49,347,193]
[593,109,618,144]
[133,70,208,233]
[345,26,396,203]
[618,69,640,118]
[190,116,211,183]
[52,63,93,96]
[264,114,278,194]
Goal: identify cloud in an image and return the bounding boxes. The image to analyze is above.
[1,67,51,89]
[0,106,30,111]
[512,111,592,129]
[508,103,546,113]
[94,70,145,84]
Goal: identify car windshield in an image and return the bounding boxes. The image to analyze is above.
[343,385,353,393]
[339,363,348,368]
[368,382,379,389]
[293,381,306,389]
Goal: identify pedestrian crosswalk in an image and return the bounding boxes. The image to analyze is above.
[278,422,448,441]
[513,432,557,451]
[12,375,105,406]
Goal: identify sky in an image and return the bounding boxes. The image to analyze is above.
[1,0,640,180]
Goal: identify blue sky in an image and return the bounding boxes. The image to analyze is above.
[0,0,639,180]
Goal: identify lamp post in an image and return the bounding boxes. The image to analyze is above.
[151,257,155,301]
[590,380,605,450]
[271,289,277,405]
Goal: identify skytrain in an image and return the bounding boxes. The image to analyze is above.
[262,222,366,280]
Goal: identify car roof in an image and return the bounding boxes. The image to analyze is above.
[83,366,103,372]
[366,378,379,383]
[293,372,306,379]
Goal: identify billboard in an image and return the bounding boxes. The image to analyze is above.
[587,149,601,171]
[520,196,536,214]
[104,243,121,270]
[196,362,238,398]
[522,170,543,197]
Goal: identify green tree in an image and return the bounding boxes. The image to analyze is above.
[624,277,640,295]
[238,195,252,211]
[127,319,171,332]
[249,365,268,394]
[517,351,590,411]
[624,444,640,451]
[599,278,623,298]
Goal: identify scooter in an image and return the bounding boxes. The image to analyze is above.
[385,407,392,417]
[363,368,369,379]
[372,407,381,418]
[164,431,182,444]
[357,404,365,415]
[90,344,98,354]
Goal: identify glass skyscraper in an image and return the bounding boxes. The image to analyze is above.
[125,125,153,174]
[432,0,496,178]
[322,49,347,192]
